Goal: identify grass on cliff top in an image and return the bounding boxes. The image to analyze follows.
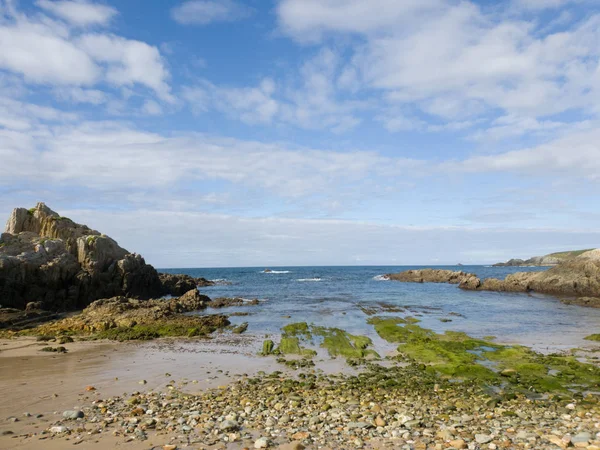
[369,316,600,393]
[547,249,594,258]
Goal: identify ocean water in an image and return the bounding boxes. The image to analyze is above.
[160,265,600,353]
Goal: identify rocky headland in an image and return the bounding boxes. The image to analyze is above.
[493,249,594,267]
[0,203,212,312]
[387,249,600,306]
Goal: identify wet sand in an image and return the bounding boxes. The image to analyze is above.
[0,333,359,449]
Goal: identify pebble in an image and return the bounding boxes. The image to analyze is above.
[219,419,238,431]
[62,410,84,420]
[475,434,493,444]
[50,426,69,433]
[254,437,271,448]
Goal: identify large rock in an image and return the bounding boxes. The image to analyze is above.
[159,273,214,296]
[387,269,480,287]
[30,289,224,335]
[0,203,189,310]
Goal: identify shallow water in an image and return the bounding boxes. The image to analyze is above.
[161,265,600,353]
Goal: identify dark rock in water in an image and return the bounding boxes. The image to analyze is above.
[159,273,198,296]
[232,322,248,334]
[208,297,259,308]
[0,203,212,312]
[386,269,480,288]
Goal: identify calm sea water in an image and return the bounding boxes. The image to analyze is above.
[160,265,600,352]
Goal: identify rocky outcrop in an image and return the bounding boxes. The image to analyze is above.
[159,273,214,296]
[493,249,594,267]
[389,251,600,306]
[0,203,206,311]
[466,255,600,299]
[386,269,481,288]
[24,289,228,337]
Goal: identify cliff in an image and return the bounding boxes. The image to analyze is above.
[493,249,594,267]
[0,203,206,310]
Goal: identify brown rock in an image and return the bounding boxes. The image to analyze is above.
[449,439,467,449]
[278,442,305,450]
[387,269,480,287]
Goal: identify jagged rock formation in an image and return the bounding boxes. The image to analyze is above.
[0,203,202,310]
[386,269,481,289]
[158,273,214,296]
[493,249,594,267]
[388,250,600,306]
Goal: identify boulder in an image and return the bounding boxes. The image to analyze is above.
[387,269,480,286]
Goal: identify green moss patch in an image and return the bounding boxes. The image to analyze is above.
[277,336,317,357]
[97,325,207,341]
[369,316,600,393]
[312,326,379,359]
[269,322,378,361]
[585,334,600,342]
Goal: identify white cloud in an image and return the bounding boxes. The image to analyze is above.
[36,0,117,27]
[40,208,600,267]
[452,128,600,180]
[0,118,424,198]
[0,19,99,85]
[171,0,252,25]
[183,49,365,132]
[512,0,580,10]
[276,0,600,137]
[277,0,444,41]
[0,3,171,105]
[53,86,106,104]
[0,97,78,131]
[78,34,173,101]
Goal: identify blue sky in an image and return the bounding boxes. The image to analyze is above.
[1,0,599,267]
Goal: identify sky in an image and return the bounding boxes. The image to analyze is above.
[0,0,599,267]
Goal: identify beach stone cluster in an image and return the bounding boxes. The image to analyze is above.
[18,365,600,449]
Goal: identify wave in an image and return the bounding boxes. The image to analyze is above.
[210,278,232,285]
[297,278,321,282]
[373,274,390,281]
[262,270,290,274]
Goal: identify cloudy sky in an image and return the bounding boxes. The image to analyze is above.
[1,0,599,267]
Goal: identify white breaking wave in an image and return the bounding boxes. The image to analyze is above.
[373,274,390,281]
[297,278,321,282]
[262,270,290,274]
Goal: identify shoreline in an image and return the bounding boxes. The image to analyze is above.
[2,327,600,449]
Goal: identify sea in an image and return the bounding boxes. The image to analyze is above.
[160,265,600,353]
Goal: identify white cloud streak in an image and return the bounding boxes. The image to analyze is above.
[36,0,117,27]
[171,0,252,25]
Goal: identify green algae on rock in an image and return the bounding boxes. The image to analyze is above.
[585,334,600,341]
[267,322,379,362]
[369,316,600,393]
[312,326,380,359]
